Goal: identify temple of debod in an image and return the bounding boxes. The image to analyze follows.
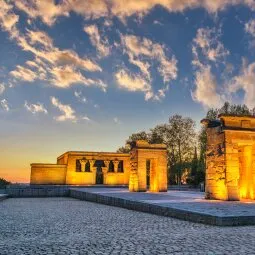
[202,115,255,201]
[30,115,255,200]
[30,140,168,192]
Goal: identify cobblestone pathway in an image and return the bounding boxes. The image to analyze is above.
[1,198,255,255]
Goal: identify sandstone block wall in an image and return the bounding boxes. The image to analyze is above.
[129,140,167,192]
[30,164,66,185]
[203,115,255,201]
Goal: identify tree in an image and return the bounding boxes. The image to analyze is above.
[149,124,168,144]
[116,146,130,153]
[167,115,196,186]
[0,178,11,189]
[116,131,149,153]
[126,131,149,144]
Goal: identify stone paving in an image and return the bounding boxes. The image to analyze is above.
[71,188,255,217]
[1,198,255,254]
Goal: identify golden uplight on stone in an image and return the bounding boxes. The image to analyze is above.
[30,140,167,192]
[202,115,255,201]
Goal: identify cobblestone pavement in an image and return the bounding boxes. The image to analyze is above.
[1,198,255,255]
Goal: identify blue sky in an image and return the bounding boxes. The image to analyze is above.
[1,0,255,181]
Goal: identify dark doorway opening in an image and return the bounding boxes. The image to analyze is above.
[146,159,151,189]
[94,160,105,184]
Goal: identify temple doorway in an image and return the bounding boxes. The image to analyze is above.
[146,159,151,189]
[238,146,254,199]
[94,160,105,184]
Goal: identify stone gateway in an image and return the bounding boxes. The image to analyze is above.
[202,115,255,201]
[30,140,167,192]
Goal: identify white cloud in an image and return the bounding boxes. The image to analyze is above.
[0,0,19,37]
[10,65,37,82]
[191,27,229,108]
[26,29,53,49]
[0,83,5,95]
[51,96,77,122]
[245,19,255,37]
[115,68,171,101]
[50,65,94,88]
[192,65,223,108]
[245,19,255,47]
[82,116,91,121]
[229,61,255,108]
[0,99,9,111]
[121,34,177,83]
[24,101,48,114]
[84,24,110,57]
[74,91,87,103]
[13,0,69,26]
[192,27,229,67]
[12,0,255,26]
[5,25,104,90]
[49,65,107,91]
[113,117,121,124]
[115,68,150,92]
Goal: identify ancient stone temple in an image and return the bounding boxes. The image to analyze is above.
[30,140,167,192]
[202,115,255,201]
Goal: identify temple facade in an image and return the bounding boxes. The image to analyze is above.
[30,140,167,192]
[202,115,255,201]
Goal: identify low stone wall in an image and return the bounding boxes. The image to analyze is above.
[6,186,70,197]
[6,185,128,198]
[0,194,8,201]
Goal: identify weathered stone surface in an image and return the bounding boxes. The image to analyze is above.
[202,115,255,201]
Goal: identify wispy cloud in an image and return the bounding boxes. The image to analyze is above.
[113,117,121,124]
[0,99,9,111]
[0,0,19,37]
[192,65,223,108]
[74,91,87,103]
[0,83,5,95]
[84,24,110,57]
[192,27,229,67]
[12,0,255,25]
[5,25,107,90]
[51,96,77,122]
[121,34,177,83]
[24,101,48,114]
[229,60,255,108]
[191,27,229,108]
[245,19,255,47]
[115,69,151,99]
[10,65,37,82]
[82,116,91,121]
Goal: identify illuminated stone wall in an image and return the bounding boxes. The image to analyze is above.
[30,141,167,191]
[129,140,167,192]
[31,152,130,186]
[30,164,67,184]
[202,115,255,201]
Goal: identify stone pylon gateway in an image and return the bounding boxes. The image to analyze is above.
[202,115,255,201]
[30,140,168,192]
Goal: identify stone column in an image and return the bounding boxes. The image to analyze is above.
[103,160,110,174]
[89,160,96,173]
[113,160,119,173]
[79,159,87,172]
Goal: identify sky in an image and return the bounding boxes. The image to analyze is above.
[1,0,255,182]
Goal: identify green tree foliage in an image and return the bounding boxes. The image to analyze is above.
[0,178,11,189]
[116,131,149,153]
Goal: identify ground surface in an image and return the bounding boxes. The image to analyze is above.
[1,198,255,255]
[71,188,255,217]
